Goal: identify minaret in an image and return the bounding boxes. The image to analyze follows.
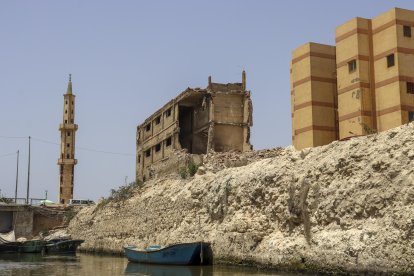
[57,74,78,204]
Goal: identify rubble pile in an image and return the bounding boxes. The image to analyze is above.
[202,148,283,172]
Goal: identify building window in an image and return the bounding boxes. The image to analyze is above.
[155,116,161,125]
[66,154,70,158]
[145,149,151,157]
[165,108,172,117]
[67,132,70,136]
[155,143,161,152]
[166,137,172,147]
[407,82,414,94]
[71,119,73,123]
[145,124,151,132]
[65,120,68,123]
[404,25,412,37]
[65,110,67,114]
[67,143,70,147]
[138,155,141,163]
[409,111,414,122]
[348,60,357,73]
[387,54,395,67]
[66,101,68,105]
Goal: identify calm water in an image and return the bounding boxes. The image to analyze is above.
[0,253,300,276]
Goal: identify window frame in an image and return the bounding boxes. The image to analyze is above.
[386,54,395,68]
[166,137,172,147]
[407,82,414,94]
[404,25,412,37]
[348,59,357,73]
[155,116,161,125]
[155,143,161,152]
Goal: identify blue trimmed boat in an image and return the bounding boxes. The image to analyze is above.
[124,242,211,265]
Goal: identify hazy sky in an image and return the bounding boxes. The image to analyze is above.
[1,0,413,202]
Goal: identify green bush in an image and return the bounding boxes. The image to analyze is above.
[188,162,198,177]
[179,167,188,179]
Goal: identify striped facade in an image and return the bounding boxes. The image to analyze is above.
[291,7,414,149]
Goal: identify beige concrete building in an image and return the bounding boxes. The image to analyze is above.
[136,72,253,182]
[291,7,414,149]
[291,42,338,149]
[57,75,78,204]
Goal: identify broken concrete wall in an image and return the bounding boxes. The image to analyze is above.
[136,74,253,182]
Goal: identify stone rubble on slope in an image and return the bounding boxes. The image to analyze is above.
[68,123,414,273]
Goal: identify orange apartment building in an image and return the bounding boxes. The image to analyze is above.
[291,7,414,149]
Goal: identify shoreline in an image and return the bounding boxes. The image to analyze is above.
[76,247,408,275]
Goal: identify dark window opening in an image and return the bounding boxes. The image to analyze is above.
[71,187,73,195]
[348,60,357,73]
[67,143,70,147]
[179,106,194,153]
[65,120,68,123]
[67,132,70,136]
[409,111,414,122]
[71,119,73,123]
[404,25,412,37]
[387,54,395,67]
[60,187,62,194]
[138,155,141,163]
[165,108,172,117]
[178,105,208,154]
[155,116,161,125]
[65,110,67,114]
[155,143,161,152]
[407,82,414,94]
[145,149,151,157]
[66,154,70,158]
[166,137,172,147]
[66,101,68,105]
[145,124,151,132]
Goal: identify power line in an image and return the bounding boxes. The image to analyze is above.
[0,135,26,139]
[0,135,134,157]
[31,136,134,157]
[0,152,17,158]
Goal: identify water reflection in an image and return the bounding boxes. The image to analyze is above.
[0,253,299,276]
[125,262,213,276]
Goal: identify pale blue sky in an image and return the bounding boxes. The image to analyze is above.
[1,1,413,201]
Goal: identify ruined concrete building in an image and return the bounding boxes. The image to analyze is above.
[136,71,253,182]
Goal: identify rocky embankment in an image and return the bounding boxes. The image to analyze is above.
[68,123,414,274]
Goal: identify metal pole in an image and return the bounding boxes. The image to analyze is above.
[26,136,31,204]
[14,150,19,203]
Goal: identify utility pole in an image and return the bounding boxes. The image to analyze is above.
[45,190,48,200]
[15,150,19,203]
[26,136,31,204]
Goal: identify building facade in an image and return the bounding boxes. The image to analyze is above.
[136,72,253,182]
[291,42,338,150]
[57,75,78,204]
[291,7,414,149]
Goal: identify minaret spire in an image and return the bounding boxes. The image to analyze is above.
[58,75,78,204]
[66,74,73,94]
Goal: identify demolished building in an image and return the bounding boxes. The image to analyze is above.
[136,71,253,182]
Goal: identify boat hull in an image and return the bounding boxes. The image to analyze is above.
[124,242,211,265]
[45,239,84,254]
[20,240,47,253]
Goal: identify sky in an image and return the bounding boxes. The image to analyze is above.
[1,0,413,202]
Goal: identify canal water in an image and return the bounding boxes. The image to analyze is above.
[0,253,301,276]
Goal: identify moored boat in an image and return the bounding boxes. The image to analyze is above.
[20,239,47,253]
[45,239,84,254]
[124,242,212,265]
